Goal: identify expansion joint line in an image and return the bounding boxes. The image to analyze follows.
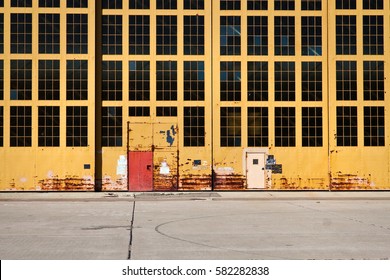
[127,200,136,260]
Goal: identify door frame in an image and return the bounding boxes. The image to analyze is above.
[243,148,269,189]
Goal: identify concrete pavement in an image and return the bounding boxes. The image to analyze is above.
[1,191,390,259]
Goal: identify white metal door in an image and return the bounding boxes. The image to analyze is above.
[246,153,266,189]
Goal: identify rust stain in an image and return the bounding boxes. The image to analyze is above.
[213,174,246,190]
[272,177,327,190]
[101,176,127,191]
[154,174,178,191]
[38,176,94,191]
[179,175,212,191]
[330,173,373,190]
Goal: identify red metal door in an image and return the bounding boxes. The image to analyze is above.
[128,151,153,191]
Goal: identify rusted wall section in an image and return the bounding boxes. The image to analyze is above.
[154,174,178,191]
[330,173,374,190]
[179,175,212,191]
[271,177,327,190]
[101,176,127,191]
[213,174,246,190]
[38,176,94,191]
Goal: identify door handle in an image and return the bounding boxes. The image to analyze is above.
[147,165,152,170]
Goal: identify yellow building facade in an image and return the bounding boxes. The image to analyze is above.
[0,0,389,191]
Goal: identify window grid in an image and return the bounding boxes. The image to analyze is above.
[0,106,3,147]
[364,106,385,146]
[156,61,177,101]
[301,0,321,10]
[248,107,268,147]
[336,106,358,147]
[102,15,122,55]
[220,107,241,147]
[336,16,357,55]
[274,16,295,56]
[156,16,177,55]
[184,0,204,9]
[38,106,60,147]
[184,61,205,101]
[336,61,357,100]
[11,0,32,7]
[363,0,383,9]
[39,14,60,54]
[220,0,241,10]
[302,62,322,101]
[103,0,122,9]
[302,16,322,56]
[129,15,150,55]
[11,60,32,100]
[11,13,32,54]
[39,60,60,100]
[336,0,356,9]
[0,14,3,53]
[102,107,122,147]
[247,0,268,10]
[220,61,241,101]
[156,106,177,117]
[67,0,88,8]
[66,106,88,147]
[157,0,177,9]
[39,0,60,7]
[248,62,268,101]
[275,107,295,147]
[66,60,88,100]
[184,15,205,55]
[10,106,32,147]
[130,0,149,9]
[247,16,268,56]
[184,107,205,147]
[102,61,122,101]
[220,16,241,56]
[363,61,384,101]
[363,16,384,55]
[129,61,150,101]
[302,107,323,147]
[67,14,88,54]
[275,62,295,101]
[275,0,295,10]
[129,107,150,117]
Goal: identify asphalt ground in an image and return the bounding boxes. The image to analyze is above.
[1,191,390,260]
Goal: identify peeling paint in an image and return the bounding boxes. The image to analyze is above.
[179,175,212,191]
[101,175,128,191]
[38,176,94,191]
[272,177,327,190]
[154,174,178,191]
[330,173,373,190]
[213,174,246,190]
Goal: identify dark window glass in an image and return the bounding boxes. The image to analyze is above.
[302,16,322,56]
[275,0,294,10]
[67,14,88,54]
[275,62,295,101]
[336,0,356,9]
[39,60,60,100]
[11,60,32,100]
[11,0,32,7]
[336,106,357,146]
[39,0,60,7]
[301,0,321,10]
[10,106,32,147]
[363,0,383,9]
[11,14,32,54]
[130,0,150,9]
[184,15,204,55]
[336,61,357,100]
[0,14,3,53]
[220,61,241,101]
[0,60,3,100]
[184,107,205,147]
[102,0,122,9]
[221,0,241,10]
[157,0,177,9]
[38,106,60,147]
[129,107,150,117]
[248,16,268,56]
[102,107,122,147]
[274,16,295,56]
[156,107,177,117]
[220,16,241,55]
[248,62,268,101]
[39,14,60,54]
[129,15,150,55]
[156,16,177,55]
[66,60,88,100]
[220,107,241,147]
[129,61,150,101]
[247,0,267,10]
[364,107,385,146]
[184,0,204,9]
[363,16,384,55]
[302,107,323,147]
[67,0,88,7]
[102,15,122,55]
[336,16,356,55]
[184,61,205,101]
[275,107,295,147]
[0,0,3,7]
[156,61,177,101]
[102,61,122,101]
[248,107,268,147]
[302,62,322,101]
[364,61,384,101]
[66,106,88,147]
